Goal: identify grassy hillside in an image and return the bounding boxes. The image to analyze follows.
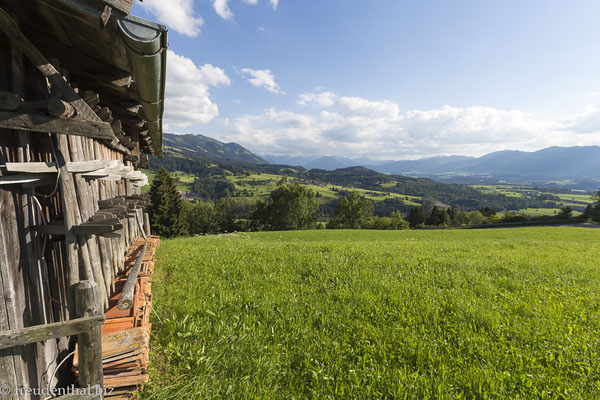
[163,133,266,164]
[141,228,600,399]
[142,165,594,218]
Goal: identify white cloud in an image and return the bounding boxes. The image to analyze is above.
[242,0,259,4]
[241,68,285,94]
[214,91,600,159]
[138,0,203,37]
[559,105,600,134]
[270,0,279,9]
[298,91,337,107]
[164,50,230,129]
[213,0,233,20]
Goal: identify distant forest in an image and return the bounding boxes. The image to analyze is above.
[149,154,576,219]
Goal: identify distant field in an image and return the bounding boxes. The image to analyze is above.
[499,208,583,217]
[226,173,422,205]
[472,184,595,213]
[141,169,195,193]
[142,228,600,399]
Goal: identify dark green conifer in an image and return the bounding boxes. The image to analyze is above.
[147,168,188,237]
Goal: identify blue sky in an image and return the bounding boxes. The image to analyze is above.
[133,0,600,159]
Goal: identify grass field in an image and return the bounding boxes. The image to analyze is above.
[141,228,600,399]
[498,208,583,217]
[226,173,422,206]
[142,170,196,193]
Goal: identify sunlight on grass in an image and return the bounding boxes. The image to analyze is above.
[141,228,600,399]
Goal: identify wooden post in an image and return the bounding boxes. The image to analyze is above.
[143,212,150,237]
[75,280,103,399]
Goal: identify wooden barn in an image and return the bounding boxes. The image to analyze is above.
[0,0,166,398]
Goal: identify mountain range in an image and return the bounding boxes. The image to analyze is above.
[265,147,600,187]
[163,133,600,189]
[163,133,266,165]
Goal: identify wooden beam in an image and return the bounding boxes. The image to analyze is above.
[67,160,114,173]
[72,223,123,236]
[3,161,56,173]
[2,160,116,173]
[0,111,114,139]
[100,5,111,27]
[39,0,107,28]
[100,0,134,14]
[0,172,55,185]
[0,9,130,154]
[32,221,65,236]
[117,243,147,310]
[0,315,104,350]
[75,281,104,398]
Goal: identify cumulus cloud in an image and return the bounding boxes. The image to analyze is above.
[559,106,600,134]
[215,91,600,159]
[138,0,203,37]
[213,0,233,20]
[241,68,285,94]
[298,91,337,107]
[164,50,230,129]
[214,0,276,20]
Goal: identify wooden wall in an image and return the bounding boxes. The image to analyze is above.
[0,25,148,399]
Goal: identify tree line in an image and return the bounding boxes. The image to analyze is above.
[148,169,594,238]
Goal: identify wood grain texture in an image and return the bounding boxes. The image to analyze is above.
[0,315,105,350]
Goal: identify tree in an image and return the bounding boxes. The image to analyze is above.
[479,206,496,218]
[251,177,319,230]
[407,206,428,228]
[215,196,237,232]
[365,211,410,230]
[328,191,374,229]
[557,206,573,219]
[188,200,218,234]
[147,168,188,238]
[427,206,445,226]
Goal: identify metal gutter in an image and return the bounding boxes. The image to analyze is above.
[117,14,167,157]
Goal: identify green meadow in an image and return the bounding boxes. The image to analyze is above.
[141,228,600,399]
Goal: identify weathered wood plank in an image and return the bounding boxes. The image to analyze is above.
[0,9,130,154]
[67,160,114,173]
[32,221,65,236]
[68,136,108,308]
[2,160,115,173]
[100,0,134,14]
[3,161,56,173]
[55,134,83,311]
[0,111,114,139]
[0,315,105,350]
[0,172,55,185]
[72,223,123,236]
[143,212,151,236]
[75,281,104,400]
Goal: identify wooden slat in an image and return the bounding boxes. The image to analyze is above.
[0,172,55,185]
[75,281,104,399]
[32,221,65,236]
[73,223,124,236]
[0,111,114,139]
[2,160,117,173]
[3,161,56,173]
[0,315,105,350]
